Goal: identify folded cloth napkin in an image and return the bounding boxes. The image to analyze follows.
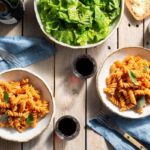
[0,36,55,71]
[88,115,150,150]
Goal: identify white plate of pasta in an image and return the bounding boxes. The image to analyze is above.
[0,68,55,142]
[96,47,150,119]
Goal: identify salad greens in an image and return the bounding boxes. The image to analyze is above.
[38,0,121,46]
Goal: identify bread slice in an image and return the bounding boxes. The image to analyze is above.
[125,0,150,20]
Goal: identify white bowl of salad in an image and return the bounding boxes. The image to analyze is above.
[34,0,124,49]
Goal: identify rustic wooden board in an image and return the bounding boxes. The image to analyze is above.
[86,31,117,150]
[54,45,86,150]
[23,0,54,150]
[119,6,144,47]
[0,22,22,36]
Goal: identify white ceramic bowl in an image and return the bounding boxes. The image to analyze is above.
[0,68,55,142]
[34,0,124,49]
[96,47,150,119]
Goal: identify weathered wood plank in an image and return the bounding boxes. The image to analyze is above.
[22,0,43,37]
[144,18,150,49]
[86,31,117,150]
[54,45,86,150]
[87,31,118,117]
[87,130,114,150]
[22,0,54,150]
[0,139,21,150]
[119,7,143,47]
[0,22,22,36]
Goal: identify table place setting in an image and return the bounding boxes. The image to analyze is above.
[88,112,150,150]
[0,0,150,150]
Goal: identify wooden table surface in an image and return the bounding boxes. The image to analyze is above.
[0,0,150,150]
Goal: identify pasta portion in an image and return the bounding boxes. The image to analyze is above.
[104,56,150,114]
[0,79,49,132]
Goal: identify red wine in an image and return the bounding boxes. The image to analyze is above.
[73,55,97,79]
[55,116,80,140]
[58,118,76,136]
[76,57,94,76]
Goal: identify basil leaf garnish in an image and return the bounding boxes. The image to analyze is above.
[26,114,34,125]
[4,91,9,103]
[128,70,137,84]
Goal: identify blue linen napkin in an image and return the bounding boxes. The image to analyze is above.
[0,36,55,71]
[88,115,150,150]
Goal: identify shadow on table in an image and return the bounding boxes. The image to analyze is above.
[24,130,68,150]
[55,67,85,111]
[0,22,22,36]
[144,26,150,49]
[0,138,21,149]
[86,77,114,150]
[23,132,54,150]
[22,118,55,150]
[86,76,111,118]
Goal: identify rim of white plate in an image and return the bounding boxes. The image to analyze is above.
[96,46,150,119]
[0,68,55,142]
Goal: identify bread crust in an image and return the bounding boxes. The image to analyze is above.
[125,0,150,20]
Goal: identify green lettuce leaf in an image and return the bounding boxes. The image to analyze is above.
[38,0,121,46]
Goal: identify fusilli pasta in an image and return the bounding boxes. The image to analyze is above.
[104,56,150,114]
[0,79,49,132]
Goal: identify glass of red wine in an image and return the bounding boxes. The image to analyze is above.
[73,54,97,79]
[55,115,80,140]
